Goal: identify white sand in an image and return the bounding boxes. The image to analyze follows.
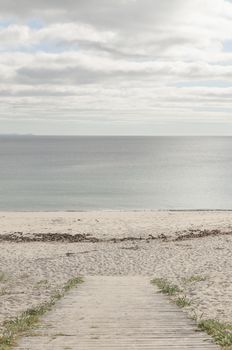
[1,210,232,239]
[0,211,232,331]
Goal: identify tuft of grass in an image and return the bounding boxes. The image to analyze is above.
[198,319,232,348]
[0,272,8,283]
[152,277,232,349]
[152,278,191,308]
[63,277,83,292]
[34,280,48,287]
[0,288,7,296]
[175,296,192,308]
[183,275,206,284]
[0,276,83,350]
[151,278,182,296]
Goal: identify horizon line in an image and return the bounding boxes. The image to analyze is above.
[1,134,232,137]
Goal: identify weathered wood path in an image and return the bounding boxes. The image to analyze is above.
[15,276,219,349]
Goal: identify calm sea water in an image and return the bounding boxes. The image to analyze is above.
[0,136,232,210]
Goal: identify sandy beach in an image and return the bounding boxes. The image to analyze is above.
[0,211,232,335]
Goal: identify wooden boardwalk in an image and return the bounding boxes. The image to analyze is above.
[15,276,219,349]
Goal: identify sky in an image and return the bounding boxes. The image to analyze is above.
[0,0,232,135]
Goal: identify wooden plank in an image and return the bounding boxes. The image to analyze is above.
[15,276,219,349]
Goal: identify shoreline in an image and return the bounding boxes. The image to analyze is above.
[1,210,232,240]
[1,209,232,212]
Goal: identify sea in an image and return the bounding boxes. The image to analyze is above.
[0,136,232,211]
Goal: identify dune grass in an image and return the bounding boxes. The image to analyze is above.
[0,273,8,283]
[175,296,192,308]
[183,275,206,284]
[0,277,83,350]
[151,278,182,296]
[198,319,232,349]
[152,277,232,349]
[152,278,192,308]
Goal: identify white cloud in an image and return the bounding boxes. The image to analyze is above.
[0,0,232,134]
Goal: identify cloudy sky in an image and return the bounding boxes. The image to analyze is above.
[0,0,232,135]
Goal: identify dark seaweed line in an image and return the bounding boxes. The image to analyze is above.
[0,229,231,243]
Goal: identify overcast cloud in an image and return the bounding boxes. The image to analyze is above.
[0,0,232,135]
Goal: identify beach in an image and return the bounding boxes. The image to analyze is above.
[0,210,232,335]
[2,0,232,347]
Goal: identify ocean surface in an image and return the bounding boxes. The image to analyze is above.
[0,136,232,211]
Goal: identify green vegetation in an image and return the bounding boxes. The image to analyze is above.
[34,280,49,290]
[183,275,206,284]
[151,278,182,296]
[152,278,191,308]
[198,319,232,349]
[152,276,232,349]
[35,279,48,286]
[0,277,83,350]
[0,288,7,296]
[63,277,83,292]
[0,273,8,283]
[175,296,192,308]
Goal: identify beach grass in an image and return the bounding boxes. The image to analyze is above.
[183,275,207,284]
[0,277,83,350]
[175,296,192,308]
[152,277,232,349]
[151,278,182,296]
[0,288,7,296]
[198,319,232,348]
[0,273,8,283]
[63,277,83,292]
